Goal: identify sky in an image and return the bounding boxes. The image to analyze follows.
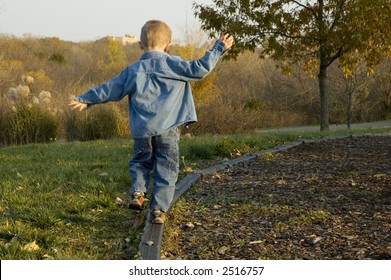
[0,0,214,42]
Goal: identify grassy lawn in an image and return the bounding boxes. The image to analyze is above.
[1,126,390,259]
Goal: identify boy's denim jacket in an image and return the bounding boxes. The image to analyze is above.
[75,40,225,138]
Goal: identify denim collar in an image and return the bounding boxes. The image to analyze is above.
[140,51,169,60]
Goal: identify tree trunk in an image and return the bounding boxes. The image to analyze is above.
[317,0,329,131]
[347,90,353,129]
[346,93,353,129]
[318,64,329,131]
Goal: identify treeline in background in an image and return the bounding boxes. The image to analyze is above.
[1,34,390,145]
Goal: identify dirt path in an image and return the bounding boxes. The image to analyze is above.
[163,135,391,260]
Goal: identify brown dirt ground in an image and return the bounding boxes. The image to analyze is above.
[162,135,391,260]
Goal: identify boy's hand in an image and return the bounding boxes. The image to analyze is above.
[219,34,234,51]
[68,100,88,112]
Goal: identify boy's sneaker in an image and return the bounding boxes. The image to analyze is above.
[150,209,165,224]
[129,191,145,210]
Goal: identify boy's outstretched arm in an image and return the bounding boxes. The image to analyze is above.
[172,33,234,80]
[68,100,88,112]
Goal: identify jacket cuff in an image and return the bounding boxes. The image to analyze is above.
[75,96,93,109]
[212,40,226,54]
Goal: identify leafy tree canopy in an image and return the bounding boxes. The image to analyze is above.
[195,0,391,74]
[195,0,391,130]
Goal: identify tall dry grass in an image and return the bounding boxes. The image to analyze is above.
[0,96,59,146]
[64,104,129,142]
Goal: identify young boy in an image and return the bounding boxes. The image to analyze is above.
[68,20,233,224]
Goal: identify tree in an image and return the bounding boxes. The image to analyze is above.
[194,0,391,130]
[96,37,127,81]
[170,43,220,104]
[338,61,369,128]
[373,59,391,119]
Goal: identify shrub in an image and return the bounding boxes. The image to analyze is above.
[0,101,59,145]
[63,110,80,142]
[64,104,129,141]
[0,74,60,145]
[188,96,263,135]
[0,101,8,143]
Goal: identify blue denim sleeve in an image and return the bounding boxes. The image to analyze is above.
[169,40,225,80]
[75,67,130,106]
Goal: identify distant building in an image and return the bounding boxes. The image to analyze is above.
[110,34,138,45]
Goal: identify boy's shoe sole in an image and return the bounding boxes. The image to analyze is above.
[151,210,165,224]
[129,193,145,210]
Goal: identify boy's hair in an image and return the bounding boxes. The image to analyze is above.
[140,20,172,48]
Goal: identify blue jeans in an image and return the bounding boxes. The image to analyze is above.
[129,128,180,212]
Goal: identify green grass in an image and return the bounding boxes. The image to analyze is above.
[0,139,136,260]
[0,126,390,259]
